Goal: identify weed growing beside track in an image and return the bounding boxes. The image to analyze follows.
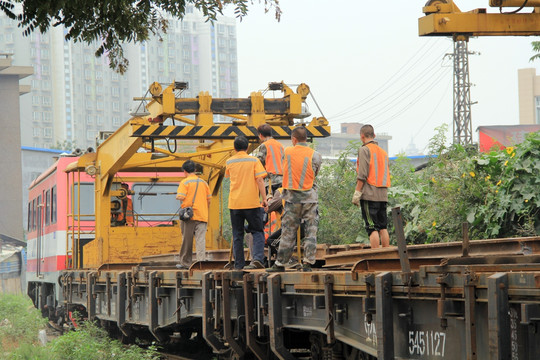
[0,293,160,360]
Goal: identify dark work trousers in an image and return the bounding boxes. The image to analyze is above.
[230,207,265,269]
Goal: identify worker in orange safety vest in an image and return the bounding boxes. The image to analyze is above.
[255,123,285,194]
[352,124,391,249]
[116,183,134,226]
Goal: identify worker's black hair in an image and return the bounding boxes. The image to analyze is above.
[182,160,196,173]
[234,136,249,151]
[257,124,272,138]
[291,126,307,142]
[360,124,375,138]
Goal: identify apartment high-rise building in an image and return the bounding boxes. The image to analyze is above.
[0,5,238,150]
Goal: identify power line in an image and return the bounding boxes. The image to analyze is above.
[370,67,452,128]
[332,51,451,122]
[329,39,443,118]
[416,76,453,136]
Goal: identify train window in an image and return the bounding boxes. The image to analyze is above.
[27,202,31,231]
[132,183,180,222]
[51,186,57,224]
[32,198,36,231]
[37,195,42,229]
[73,183,95,221]
[45,189,51,226]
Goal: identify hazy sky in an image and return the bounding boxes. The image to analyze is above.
[227,0,538,156]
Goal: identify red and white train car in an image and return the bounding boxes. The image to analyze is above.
[26,156,96,316]
[26,155,183,318]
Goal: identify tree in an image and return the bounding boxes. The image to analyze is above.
[0,0,281,74]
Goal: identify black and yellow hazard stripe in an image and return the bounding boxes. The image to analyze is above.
[131,125,331,139]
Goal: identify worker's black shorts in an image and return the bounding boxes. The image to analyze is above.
[360,200,388,236]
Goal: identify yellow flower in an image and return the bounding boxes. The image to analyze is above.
[432,221,436,227]
[511,152,515,158]
[504,160,508,166]
[431,177,437,183]
[496,190,499,193]
[485,175,491,181]
[506,147,514,155]
[496,180,502,186]
[462,173,466,178]
[525,199,529,203]
[469,171,475,177]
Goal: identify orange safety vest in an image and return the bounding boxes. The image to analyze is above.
[117,198,134,225]
[363,142,390,188]
[264,211,279,241]
[264,138,285,175]
[282,145,315,191]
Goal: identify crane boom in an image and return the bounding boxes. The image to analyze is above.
[419,0,540,37]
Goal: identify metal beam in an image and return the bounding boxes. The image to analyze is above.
[131,124,331,140]
[419,12,540,37]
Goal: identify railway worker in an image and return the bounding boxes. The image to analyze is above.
[255,123,285,194]
[267,126,322,272]
[176,160,212,270]
[351,124,391,249]
[225,136,268,270]
[116,183,134,226]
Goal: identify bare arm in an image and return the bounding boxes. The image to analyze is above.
[256,177,268,209]
[355,179,365,192]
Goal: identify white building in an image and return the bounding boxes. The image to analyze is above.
[0,6,238,150]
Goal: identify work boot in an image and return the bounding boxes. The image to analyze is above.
[285,257,300,269]
[245,260,264,270]
[266,263,285,272]
[301,263,312,272]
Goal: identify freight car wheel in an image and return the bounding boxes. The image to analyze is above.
[342,343,360,360]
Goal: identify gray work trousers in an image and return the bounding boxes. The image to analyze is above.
[178,220,207,268]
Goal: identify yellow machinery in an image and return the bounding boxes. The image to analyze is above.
[67,82,330,269]
[419,0,540,37]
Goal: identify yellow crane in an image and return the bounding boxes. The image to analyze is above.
[66,82,330,269]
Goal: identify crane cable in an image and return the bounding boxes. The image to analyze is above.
[500,0,529,14]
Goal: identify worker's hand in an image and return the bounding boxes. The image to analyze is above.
[261,199,268,212]
[352,190,362,206]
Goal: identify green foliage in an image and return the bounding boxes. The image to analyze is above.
[1,0,281,73]
[390,127,540,243]
[317,140,368,245]
[0,293,47,354]
[46,321,159,360]
[0,294,159,360]
[531,41,540,62]
[50,140,77,151]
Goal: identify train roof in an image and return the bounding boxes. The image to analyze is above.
[28,157,79,190]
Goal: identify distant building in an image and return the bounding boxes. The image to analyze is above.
[315,123,391,157]
[0,6,238,150]
[477,125,540,152]
[0,234,26,294]
[518,68,540,125]
[0,53,31,242]
[404,138,422,156]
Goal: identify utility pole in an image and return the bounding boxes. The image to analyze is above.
[452,35,474,145]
